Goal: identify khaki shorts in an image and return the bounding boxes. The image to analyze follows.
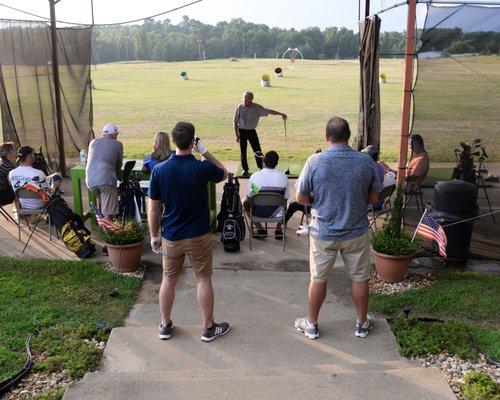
[309,231,370,283]
[91,185,119,217]
[162,233,213,279]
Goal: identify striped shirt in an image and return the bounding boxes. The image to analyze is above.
[0,158,14,191]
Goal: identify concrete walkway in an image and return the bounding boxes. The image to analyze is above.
[64,234,455,400]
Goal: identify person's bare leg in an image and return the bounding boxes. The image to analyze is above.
[197,276,214,329]
[308,281,327,324]
[351,280,369,323]
[159,275,178,326]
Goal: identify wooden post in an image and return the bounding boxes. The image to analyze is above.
[397,0,417,186]
[49,0,67,176]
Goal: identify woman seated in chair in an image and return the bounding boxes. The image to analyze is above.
[0,142,16,206]
[405,134,429,193]
[242,151,289,240]
[142,131,174,173]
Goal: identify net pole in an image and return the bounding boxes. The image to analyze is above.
[397,0,417,187]
[49,0,67,176]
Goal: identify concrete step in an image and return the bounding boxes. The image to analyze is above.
[99,320,407,374]
[63,367,456,400]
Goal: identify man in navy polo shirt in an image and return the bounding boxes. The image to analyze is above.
[148,121,229,342]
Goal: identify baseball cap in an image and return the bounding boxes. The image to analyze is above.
[16,145,34,163]
[102,123,119,136]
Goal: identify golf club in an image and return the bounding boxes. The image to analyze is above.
[283,119,290,175]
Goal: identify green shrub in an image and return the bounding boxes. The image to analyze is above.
[371,190,421,255]
[461,371,500,400]
[95,219,147,245]
[317,53,327,60]
[229,57,238,62]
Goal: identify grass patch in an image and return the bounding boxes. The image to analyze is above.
[31,387,65,400]
[0,257,141,382]
[370,272,500,359]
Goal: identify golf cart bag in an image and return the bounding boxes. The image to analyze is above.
[33,147,50,176]
[119,160,144,220]
[46,195,96,258]
[217,174,245,252]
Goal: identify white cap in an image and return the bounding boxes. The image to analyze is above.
[102,123,119,136]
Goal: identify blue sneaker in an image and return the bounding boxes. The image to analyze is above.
[355,315,374,338]
[159,320,173,340]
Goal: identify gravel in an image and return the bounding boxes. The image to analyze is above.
[369,271,437,295]
[415,353,499,399]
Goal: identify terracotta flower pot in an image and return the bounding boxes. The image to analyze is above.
[372,250,414,283]
[106,241,144,272]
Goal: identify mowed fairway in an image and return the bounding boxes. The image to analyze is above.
[92,59,406,162]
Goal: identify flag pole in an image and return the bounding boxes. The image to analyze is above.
[412,206,428,242]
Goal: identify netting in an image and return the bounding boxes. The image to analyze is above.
[0,20,93,171]
[413,4,500,162]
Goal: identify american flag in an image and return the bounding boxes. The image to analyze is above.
[92,205,122,234]
[416,212,448,258]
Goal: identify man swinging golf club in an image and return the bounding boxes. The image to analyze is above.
[233,91,287,177]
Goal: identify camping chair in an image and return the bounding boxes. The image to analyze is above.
[368,184,396,230]
[248,192,287,251]
[15,187,52,244]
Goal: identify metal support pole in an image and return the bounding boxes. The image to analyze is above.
[365,0,370,17]
[397,0,417,186]
[49,0,67,176]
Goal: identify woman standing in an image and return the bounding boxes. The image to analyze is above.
[142,131,173,172]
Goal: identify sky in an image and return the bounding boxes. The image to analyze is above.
[0,1,498,31]
[0,0,423,31]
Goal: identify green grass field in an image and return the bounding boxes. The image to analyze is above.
[91,58,408,162]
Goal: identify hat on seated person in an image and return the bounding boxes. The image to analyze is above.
[102,123,119,136]
[16,145,34,163]
[361,145,379,162]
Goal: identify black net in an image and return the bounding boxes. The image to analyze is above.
[413,4,500,162]
[0,20,94,171]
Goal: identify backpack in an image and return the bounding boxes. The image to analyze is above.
[46,196,96,258]
[217,175,245,252]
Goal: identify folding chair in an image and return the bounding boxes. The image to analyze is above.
[404,182,424,211]
[368,184,396,230]
[15,187,52,244]
[248,192,287,251]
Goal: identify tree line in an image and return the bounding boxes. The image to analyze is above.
[91,16,500,64]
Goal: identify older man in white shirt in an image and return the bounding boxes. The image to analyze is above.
[233,91,287,177]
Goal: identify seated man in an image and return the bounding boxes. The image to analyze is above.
[361,145,385,210]
[0,142,16,206]
[405,134,429,193]
[9,145,49,210]
[243,150,289,240]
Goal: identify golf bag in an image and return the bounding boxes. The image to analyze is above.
[46,195,96,259]
[119,161,144,220]
[33,147,50,176]
[217,175,245,252]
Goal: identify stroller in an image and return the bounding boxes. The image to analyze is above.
[216,174,246,252]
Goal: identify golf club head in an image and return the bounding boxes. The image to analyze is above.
[284,168,290,175]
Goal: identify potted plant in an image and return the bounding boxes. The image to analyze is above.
[370,190,421,282]
[97,219,147,272]
[452,139,488,184]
